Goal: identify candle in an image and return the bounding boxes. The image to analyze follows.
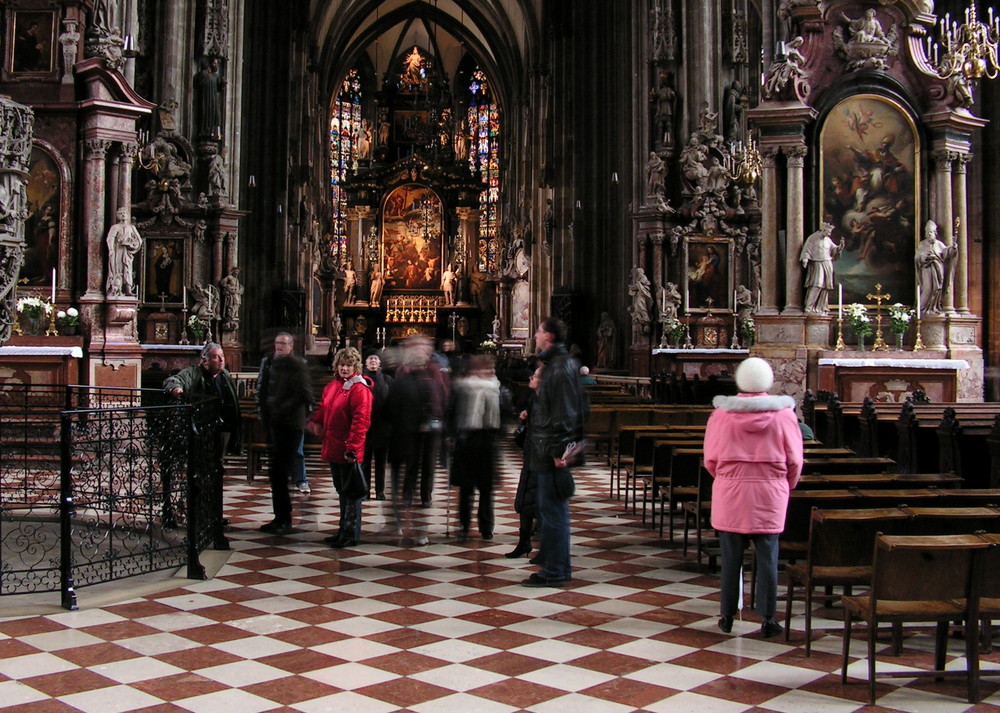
[182,286,187,309]
[51,268,56,303]
[734,288,738,312]
[838,283,843,319]
[916,284,921,319]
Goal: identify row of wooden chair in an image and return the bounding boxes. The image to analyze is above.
[784,505,1000,656]
[841,532,1000,705]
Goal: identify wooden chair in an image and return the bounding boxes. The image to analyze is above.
[680,454,712,568]
[654,442,705,539]
[783,508,908,655]
[841,534,988,705]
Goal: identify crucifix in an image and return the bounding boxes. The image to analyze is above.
[866,283,891,351]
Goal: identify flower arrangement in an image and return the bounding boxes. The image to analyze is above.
[56,307,80,328]
[739,317,756,344]
[16,296,53,319]
[887,303,913,335]
[479,338,497,350]
[664,318,686,343]
[188,314,207,341]
[844,303,872,337]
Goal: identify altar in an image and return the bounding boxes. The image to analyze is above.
[0,337,85,386]
[817,355,972,403]
[652,347,750,378]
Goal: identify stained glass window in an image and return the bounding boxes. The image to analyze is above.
[466,69,500,273]
[329,69,362,264]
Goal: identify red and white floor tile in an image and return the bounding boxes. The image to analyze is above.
[2,443,999,712]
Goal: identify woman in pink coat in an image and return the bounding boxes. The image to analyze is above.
[308,347,373,548]
[703,357,803,638]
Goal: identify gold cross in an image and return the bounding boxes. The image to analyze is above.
[866,283,891,351]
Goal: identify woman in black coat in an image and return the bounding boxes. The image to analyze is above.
[506,364,542,559]
[363,351,393,500]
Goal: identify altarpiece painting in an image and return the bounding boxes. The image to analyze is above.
[821,94,919,306]
[382,184,444,291]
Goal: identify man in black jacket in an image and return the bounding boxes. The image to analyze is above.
[522,317,584,587]
[256,332,313,534]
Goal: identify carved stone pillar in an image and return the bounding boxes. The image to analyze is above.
[784,144,807,314]
[0,98,33,345]
[82,139,111,299]
[954,152,971,315]
[455,206,480,270]
[759,145,780,314]
[932,149,956,314]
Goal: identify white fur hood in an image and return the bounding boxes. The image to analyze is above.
[712,393,796,412]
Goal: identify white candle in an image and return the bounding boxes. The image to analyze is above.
[734,289,738,312]
[916,284,921,319]
[182,286,187,309]
[838,283,843,319]
[51,269,56,303]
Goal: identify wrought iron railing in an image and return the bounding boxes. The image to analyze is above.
[0,385,226,609]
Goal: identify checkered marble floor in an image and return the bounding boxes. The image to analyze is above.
[3,441,1000,712]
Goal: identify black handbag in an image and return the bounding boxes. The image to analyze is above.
[553,468,576,500]
[341,461,368,500]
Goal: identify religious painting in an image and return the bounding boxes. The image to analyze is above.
[21,146,61,286]
[6,10,57,77]
[381,184,444,291]
[143,238,186,306]
[393,110,431,144]
[683,237,733,313]
[821,94,919,306]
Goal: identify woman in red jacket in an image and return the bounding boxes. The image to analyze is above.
[308,347,373,547]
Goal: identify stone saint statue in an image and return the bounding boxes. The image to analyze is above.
[646,152,667,197]
[195,57,224,138]
[441,264,455,305]
[208,150,227,196]
[915,219,957,315]
[596,312,616,369]
[627,266,653,335]
[220,267,243,331]
[800,222,844,313]
[342,261,357,304]
[369,266,384,307]
[657,281,682,322]
[105,207,142,297]
[191,283,218,323]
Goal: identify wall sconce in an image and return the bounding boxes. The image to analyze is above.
[122,34,138,58]
[248,175,256,188]
[611,172,619,184]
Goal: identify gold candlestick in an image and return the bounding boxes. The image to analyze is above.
[913,316,925,350]
[45,302,58,336]
[866,283,890,351]
[835,315,846,350]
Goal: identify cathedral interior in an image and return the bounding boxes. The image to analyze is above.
[1,0,999,400]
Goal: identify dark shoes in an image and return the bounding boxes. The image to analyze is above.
[520,573,570,588]
[528,554,543,565]
[375,491,386,501]
[419,500,432,508]
[718,616,734,633]
[761,618,784,638]
[505,544,532,559]
[259,521,292,535]
[324,533,359,548]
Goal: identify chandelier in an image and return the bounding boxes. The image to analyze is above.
[730,132,762,186]
[932,3,1000,80]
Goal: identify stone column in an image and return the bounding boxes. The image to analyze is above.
[82,139,111,299]
[954,152,971,314]
[118,142,137,214]
[784,144,807,314]
[456,207,480,269]
[212,231,224,285]
[759,146,780,313]
[932,149,956,314]
[650,232,665,291]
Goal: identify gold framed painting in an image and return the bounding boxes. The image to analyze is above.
[820,94,919,307]
[6,9,58,79]
[683,236,733,314]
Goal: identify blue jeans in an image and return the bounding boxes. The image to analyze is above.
[534,466,572,580]
[292,432,306,485]
[718,531,779,619]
